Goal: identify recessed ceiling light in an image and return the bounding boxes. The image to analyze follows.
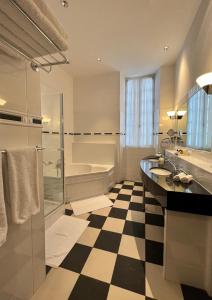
[97,58,102,62]
[61,0,69,8]
[164,46,169,52]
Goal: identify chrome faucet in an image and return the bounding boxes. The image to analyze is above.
[165,158,177,174]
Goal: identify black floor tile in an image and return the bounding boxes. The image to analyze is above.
[134,182,143,186]
[145,297,156,300]
[46,265,51,274]
[123,220,145,238]
[87,214,107,229]
[94,230,122,253]
[145,213,164,227]
[144,197,160,206]
[117,194,131,201]
[65,209,73,216]
[129,202,145,212]
[109,207,128,219]
[132,190,143,196]
[69,275,109,300]
[145,240,163,265]
[181,284,212,300]
[111,255,145,295]
[60,243,91,273]
[110,187,120,193]
[122,184,134,190]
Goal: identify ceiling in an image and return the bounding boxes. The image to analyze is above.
[46,0,201,77]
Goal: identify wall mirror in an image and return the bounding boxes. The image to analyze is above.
[177,86,212,151]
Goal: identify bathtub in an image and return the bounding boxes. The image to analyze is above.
[65,163,115,202]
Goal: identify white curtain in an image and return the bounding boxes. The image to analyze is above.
[187,89,212,150]
[126,77,153,147]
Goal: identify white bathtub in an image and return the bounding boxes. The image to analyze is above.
[65,163,115,202]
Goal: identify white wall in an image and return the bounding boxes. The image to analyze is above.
[0,58,45,299]
[155,66,176,152]
[175,0,212,106]
[74,72,120,133]
[73,72,121,179]
[40,67,74,173]
[124,147,155,182]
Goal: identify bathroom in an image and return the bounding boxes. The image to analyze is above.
[0,0,212,299]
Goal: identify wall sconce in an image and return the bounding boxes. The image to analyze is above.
[0,98,7,106]
[177,110,186,119]
[42,115,51,124]
[196,72,212,94]
[167,111,176,119]
[167,111,186,120]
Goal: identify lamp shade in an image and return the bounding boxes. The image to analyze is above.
[167,111,176,118]
[196,72,212,94]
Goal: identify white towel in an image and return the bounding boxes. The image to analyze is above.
[7,148,40,224]
[180,174,193,184]
[173,172,185,182]
[0,0,68,57]
[0,153,8,246]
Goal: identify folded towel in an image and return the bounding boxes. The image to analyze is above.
[180,174,193,184]
[173,172,193,184]
[6,148,40,224]
[173,172,186,182]
[0,0,68,59]
[0,153,8,247]
[0,42,22,60]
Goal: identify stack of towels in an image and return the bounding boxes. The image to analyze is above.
[0,0,68,59]
[173,172,193,184]
[0,148,40,247]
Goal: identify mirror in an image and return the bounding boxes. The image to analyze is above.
[177,87,212,151]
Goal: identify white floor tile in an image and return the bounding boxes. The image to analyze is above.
[120,189,133,195]
[145,263,184,300]
[108,285,145,300]
[145,224,164,243]
[31,268,79,300]
[145,204,163,215]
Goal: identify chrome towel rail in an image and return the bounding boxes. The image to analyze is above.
[0,0,69,73]
[1,146,46,154]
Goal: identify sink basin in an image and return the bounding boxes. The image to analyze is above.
[150,167,172,176]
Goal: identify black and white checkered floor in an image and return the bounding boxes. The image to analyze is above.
[42,181,211,300]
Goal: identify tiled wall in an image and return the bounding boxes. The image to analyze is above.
[0,58,45,299]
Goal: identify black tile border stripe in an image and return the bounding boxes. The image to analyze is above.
[0,112,22,122]
[41,132,126,136]
[32,118,42,125]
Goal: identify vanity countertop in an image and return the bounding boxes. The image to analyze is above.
[140,158,212,216]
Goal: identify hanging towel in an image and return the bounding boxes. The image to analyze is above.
[0,152,8,246]
[7,148,40,224]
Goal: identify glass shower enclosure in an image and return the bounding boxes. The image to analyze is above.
[41,93,64,216]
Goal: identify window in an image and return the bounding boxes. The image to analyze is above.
[187,89,212,150]
[125,76,154,147]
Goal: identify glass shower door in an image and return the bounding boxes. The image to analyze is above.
[41,93,64,216]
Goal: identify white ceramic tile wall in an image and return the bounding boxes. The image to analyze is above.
[0,56,45,299]
[72,142,116,165]
[0,58,27,113]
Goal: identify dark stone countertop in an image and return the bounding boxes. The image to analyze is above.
[140,157,212,216]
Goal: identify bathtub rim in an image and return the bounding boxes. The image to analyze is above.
[65,163,114,178]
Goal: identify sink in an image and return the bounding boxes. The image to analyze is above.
[150,167,172,176]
